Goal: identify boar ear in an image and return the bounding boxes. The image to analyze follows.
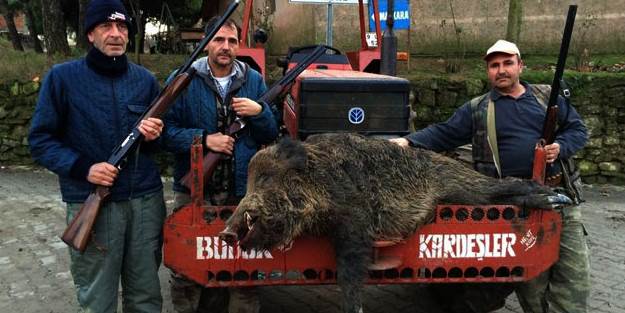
[275,137,307,171]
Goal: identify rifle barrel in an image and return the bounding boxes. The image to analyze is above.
[542,5,577,144]
[546,5,577,109]
[258,45,327,103]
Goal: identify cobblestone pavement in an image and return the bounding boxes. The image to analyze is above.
[1,166,624,313]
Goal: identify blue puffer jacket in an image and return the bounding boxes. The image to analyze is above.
[28,58,163,203]
[162,58,278,196]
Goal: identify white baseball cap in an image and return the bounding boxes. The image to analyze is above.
[484,40,521,60]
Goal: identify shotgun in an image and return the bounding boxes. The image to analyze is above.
[61,0,241,252]
[532,5,577,185]
[180,45,328,190]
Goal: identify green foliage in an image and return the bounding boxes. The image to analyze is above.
[3,0,23,10]
[0,37,188,85]
[2,35,623,87]
[158,0,205,28]
[397,53,625,86]
[140,53,186,83]
[0,38,60,84]
[438,0,466,73]
[188,0,202,11]
[254,0,274,38]
[572,11,598,72]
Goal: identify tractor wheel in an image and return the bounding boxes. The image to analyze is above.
[428,283,515,313]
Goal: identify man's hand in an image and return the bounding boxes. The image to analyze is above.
[87,162,119,186]
[205,133,235,155]
[139,117,163,141]
[138,117,164,142]
[545,142,560,163]
[232,97,262,117]
[389,138,410,147]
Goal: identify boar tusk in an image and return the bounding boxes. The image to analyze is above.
[245,212,253,230]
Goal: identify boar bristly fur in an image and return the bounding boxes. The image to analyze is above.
[220,133,567,313]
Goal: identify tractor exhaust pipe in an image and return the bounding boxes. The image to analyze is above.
[380,0,397,76]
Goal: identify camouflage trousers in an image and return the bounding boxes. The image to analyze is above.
[516,203,591,313]
[169,191,261,313]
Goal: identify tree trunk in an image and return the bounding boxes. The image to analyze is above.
[0,0,24,51]
[25,2,43,53]
[41,0,70,55]
[505,0,523,44]
[139,13,147,54]
[126,0,142,62]
[77,0,90,51]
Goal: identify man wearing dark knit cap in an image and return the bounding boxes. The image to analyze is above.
[29,0,166,312]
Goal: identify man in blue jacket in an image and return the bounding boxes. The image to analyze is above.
[391,40,589,313]
[161,17,278,313]
[28,0,165,312]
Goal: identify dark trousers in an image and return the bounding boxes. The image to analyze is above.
[169,191,260,313]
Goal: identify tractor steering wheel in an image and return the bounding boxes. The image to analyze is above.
[286,44,342,60]
[278,45,342,75]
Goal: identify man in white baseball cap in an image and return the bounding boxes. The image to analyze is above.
[391,39,590,313]
[484,39,521,60]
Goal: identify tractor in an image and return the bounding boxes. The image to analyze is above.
[163,1,562,311]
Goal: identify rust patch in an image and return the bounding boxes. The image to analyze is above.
[535,226,545,245]
[510,218,527,233]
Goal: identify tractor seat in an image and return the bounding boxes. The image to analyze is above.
[289,52,350,65]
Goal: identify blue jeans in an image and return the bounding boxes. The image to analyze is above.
[66,190,166,313]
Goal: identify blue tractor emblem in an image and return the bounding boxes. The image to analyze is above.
[348,107,365,125]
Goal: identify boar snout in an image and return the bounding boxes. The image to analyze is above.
[219,226,238,246]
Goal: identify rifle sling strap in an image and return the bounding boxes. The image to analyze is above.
[478,84,551,179]
[486,98,502,178]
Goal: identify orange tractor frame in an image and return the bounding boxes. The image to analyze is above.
[163,0,562,293]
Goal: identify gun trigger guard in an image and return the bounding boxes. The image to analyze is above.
[536,138,546,148]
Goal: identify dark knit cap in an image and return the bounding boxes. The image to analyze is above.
[84,0,132,34]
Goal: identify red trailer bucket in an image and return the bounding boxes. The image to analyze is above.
[164,134,561,288]
[164,201,561,287]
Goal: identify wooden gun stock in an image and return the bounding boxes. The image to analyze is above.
[533,106,559,184]
[61,186,110,252]
[542,106,559,145]
[180,121,244,190]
